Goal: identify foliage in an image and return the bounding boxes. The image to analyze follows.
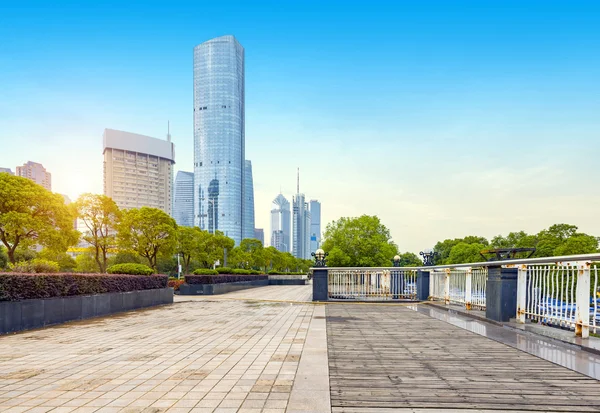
[13,247,37,262]
[9,259,60,273]
[554,234,599,256]
[107,263,153,275]
[167,279,185,291]
[75,251,100,273]
[446,243,487,264]
[38,249,77,272]
[0,246,7,269]
[112,251,142,265]
[75,193,121,273]
[216,267,233,274]
[0,174,80,263]
[0,273,168,301]
[176,226,202,275]
[321,215,397,267]
[395,252,422,267]
[185,274,268,285]
[230,268,262,275]
[192,268,218,275]
[268,271,306,275]
[117,207,177,270]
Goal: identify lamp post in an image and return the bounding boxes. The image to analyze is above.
[393,255,401,267]
[419,248,437,266]
[311,248,328,267]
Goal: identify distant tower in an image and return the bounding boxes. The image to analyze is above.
[16,161,51,191]
[173,171,194,227]
[309,200,321,254]
[271,194,291,252]
[292,168,311,259]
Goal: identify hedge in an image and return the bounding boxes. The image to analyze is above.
[107,263,153,275]
[10,259,60,273]
[192,268,219,275]
[185,274,268,285]
[268,271,306,275]
[0,273,168,301]
[216,267,232,274]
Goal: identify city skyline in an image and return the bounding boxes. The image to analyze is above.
[1,2,599,253]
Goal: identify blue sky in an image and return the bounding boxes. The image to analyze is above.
[1,1,599,253]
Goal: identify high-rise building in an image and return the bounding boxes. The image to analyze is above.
[309,200,321,254]
[271,194,291,253]
[193,35,247,244]
[254,228,264,245]
[0,168,14,175]
[173,171,194,227]
[243,160,255,240]
[16,161,51,191]
[103,128,175,214]
[293,193,311,260]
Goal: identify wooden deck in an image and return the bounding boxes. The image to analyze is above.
[327,304,600,412]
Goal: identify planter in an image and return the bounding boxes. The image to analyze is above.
[0,288,173,335]
[179,279,269,295]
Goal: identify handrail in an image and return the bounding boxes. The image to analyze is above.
[314,253,600,271]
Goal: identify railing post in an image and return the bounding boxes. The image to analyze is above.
[486,266,518,322]
[465,268,472,310]
[444,268,450,305]
[516,265,527,324]
[417,270,430,301]
[575,262,591,339]
[312,267,329,302]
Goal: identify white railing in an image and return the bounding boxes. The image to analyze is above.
[429,268,487,310]
[516,262,599,338]
[328,268,418,301]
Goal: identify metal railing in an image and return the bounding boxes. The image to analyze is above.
[429,267,488,310]
[328,268,418,301]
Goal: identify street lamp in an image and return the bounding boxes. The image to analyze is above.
[311,248,328,267]
[393,255,401,267]
[419,248,437,266]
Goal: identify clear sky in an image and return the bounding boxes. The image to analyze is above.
[1,0,599,254]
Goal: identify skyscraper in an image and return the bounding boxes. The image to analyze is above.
[103,129,175,214]
[193,35,247,244]
[309,200,321,254]
[173,171,194,227]
[254,228,264,245]
[292,170,311,260]
[16,161,51,191]
[270,194,291,253]
[243,160,255,240]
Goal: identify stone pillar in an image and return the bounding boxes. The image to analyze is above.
[416,270,430,301]
[486,266,517,322]
[312,268,328,301]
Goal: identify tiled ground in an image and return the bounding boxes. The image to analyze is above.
[0,295,316,413]
[175,286,312,304]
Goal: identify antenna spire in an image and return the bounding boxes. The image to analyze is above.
[167,121,171,142]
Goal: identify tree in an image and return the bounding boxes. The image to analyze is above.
[177,226,203,275]
[0,245,7,269]
[554,234,599,256]
[75,251,100,273]
[0,174,79,263]
[396,252,422,267]
[321,215,397,267]
[74,193,121,273]
[446,242,487,264]
[117,207,177,270]
[38,249,77,272]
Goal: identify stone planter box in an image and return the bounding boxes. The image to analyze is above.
[268,275,308,285]
[0,288,173,335]
[179,279,269,295]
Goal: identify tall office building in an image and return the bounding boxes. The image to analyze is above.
[293,193,311,260]
[243,160,255,240]
[173,171,194,227]
[16,161,51,191]
[254,228,264,245]
[103,129,175,214]
[270,194,291,253]
[0,168,13,175]
[193,35,247,244]
[309,200,321,254]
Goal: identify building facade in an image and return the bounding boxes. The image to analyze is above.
[292,193,311,260]
[173,171,194,227]
[254,228,264,245]
[16,161,51,191]
[270,194,291,253]
[103,129,175,214]
[309,200,321,254]
[193,35,247,244]
[0,168,13,175]
[243,160,255,240]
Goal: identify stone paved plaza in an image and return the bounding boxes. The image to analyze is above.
[3,285,600,412]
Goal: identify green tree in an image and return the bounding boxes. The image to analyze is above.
[554,234,599,256]
[117,207,177,270]
[74,193,121,273]
[0,174,79,263]
[177,226,203,275]
[75,251,100,273]
[38,249,77,272]
[321,215,397,267]
[0,245,8,269]
[396,252,422,267]
[446,242,487,264]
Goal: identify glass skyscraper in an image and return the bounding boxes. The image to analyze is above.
[293,193,311,260]
[309,200,321,254]
[173,171,194,227]
[193,35,249,244]
[271,194,291,253]
[243,160,255,240]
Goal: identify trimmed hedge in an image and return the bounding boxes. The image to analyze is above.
[268,271,306,275]
[192,268,219,275]
[0,273,168,301]
[107,263,153,275]
[185,274,268,285]
[216,267,232,274]
[230,269,264,275]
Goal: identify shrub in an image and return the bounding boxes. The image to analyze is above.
[167,279,185,291]
[10,259,60,273]
[192,268,219,275]
[0,273,168,301]
[107,263,153,275]
[216,267,232,274]
[268,271,306,275]
[231,268,251,275]
[185,274,268,285]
